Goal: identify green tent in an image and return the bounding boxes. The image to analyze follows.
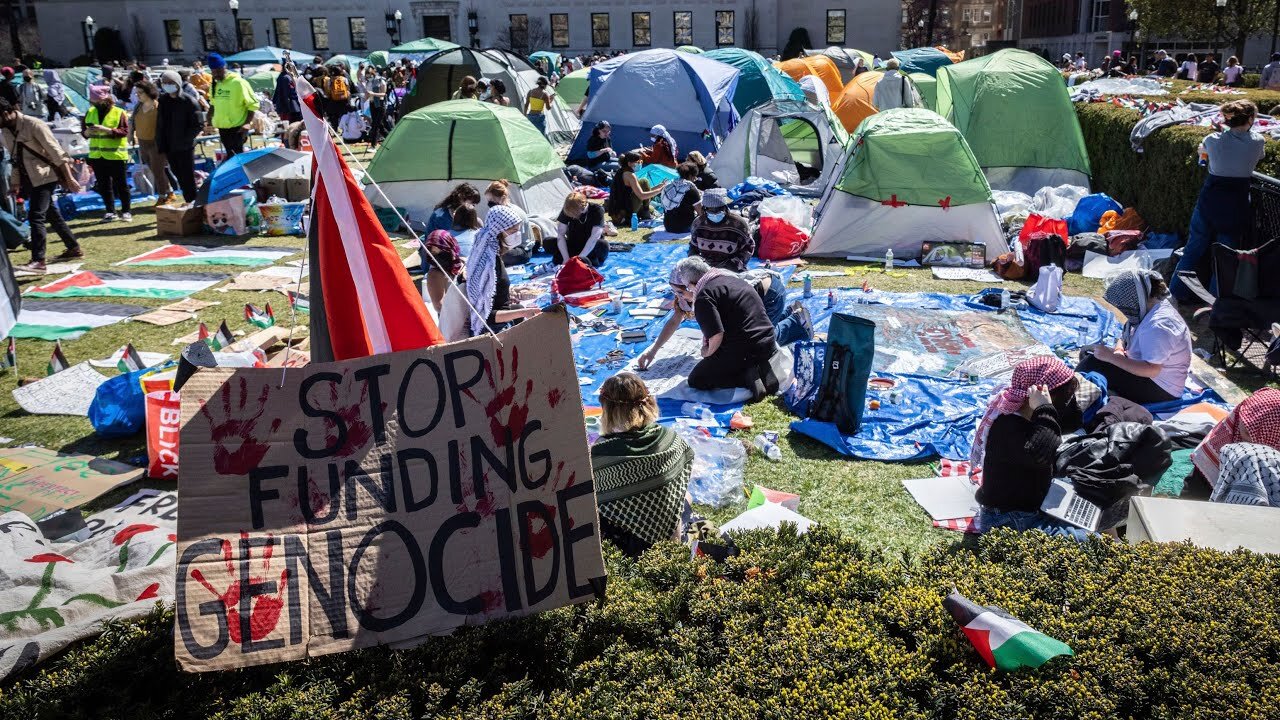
[704,48,805,115]
[367,50,391,68]
[246,71,279,94]
[59,67,101,100]
[529,51,561,70]
[935,49,1090,185]
[557,67,590,107]
[390,37,460,56]
[909,72,936,110]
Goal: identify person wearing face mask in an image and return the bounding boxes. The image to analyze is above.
[16,67,45,118]
[688,188,753,272]
[637,124,678,168]
[206,53,258,156]
[554,191,608,267]
[82,84,132,222]
[0,98,83,273]
[453,204,542,339]
[156,69,202,203]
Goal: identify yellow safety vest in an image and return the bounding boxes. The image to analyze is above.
[87,105,129,161]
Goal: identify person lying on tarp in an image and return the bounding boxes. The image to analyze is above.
[688,189,754,272]
[969,356,1092,541]
[637,265,813,371]
[1078,269,1191,405]
[666,257,781,401]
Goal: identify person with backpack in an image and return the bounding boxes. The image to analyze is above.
[872,58,920,110]
[326,64,352,129]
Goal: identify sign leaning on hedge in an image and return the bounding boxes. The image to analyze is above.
[173,311,606,672]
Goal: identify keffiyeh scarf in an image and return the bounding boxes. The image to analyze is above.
[591,424,694,549]
[464,204,525,337]
[424,229,463,276]
[1192,387,1280,485]
[1103,268,1161,339]
[690,267,734,301]
[660,178,693,211]
[649,124,678,161]
[1212,442,1280,507]
[969,355,1075,473]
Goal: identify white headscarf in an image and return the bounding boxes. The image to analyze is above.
[649,124,678,160]
[464,204,526,337]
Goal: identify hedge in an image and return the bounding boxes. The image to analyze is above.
[5,528,1280,719]
[1076,101,1280,233]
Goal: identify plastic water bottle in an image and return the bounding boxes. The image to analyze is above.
[1000,288,1011,309]
[754,433,783,461]
[640,278,649,296]
[681,402,714,424]
[884,248,894,271]
[611,294,624,314]
[826,290,835,309]
[630,212,639,231]
[802,273,813,298]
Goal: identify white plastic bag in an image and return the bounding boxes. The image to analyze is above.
[1029,263,1063,313]
[758,195,814,233]
[1031,184,1089,219]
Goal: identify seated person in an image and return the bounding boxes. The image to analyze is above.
[1079,269,1191,405]
[686,150,719,191]
[590,371,695,558]
[1190,388,1280,492]
[970,356,1091,541]
[458,204,541,338]
[422,229,464,312]
[659,163,702,234]
[419,183,480,273]
[637,124,678,168]
[673,256,779,400]
[605,152,666,226]
[554,191,608,267]
[1210,443,1280,507]
[451,202,481,258]
[688,189,754,272]
[578,120,619,171]
[637,266,813,371]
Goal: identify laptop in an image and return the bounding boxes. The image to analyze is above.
[1040,478,1103,531]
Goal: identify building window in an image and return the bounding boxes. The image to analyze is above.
[164,19,182,52]
[592,13,610,47]
[1091,0,1109,32]
[674,11,693,46]
[632,12,651,47]
[311,17,329,50]
[509,14,529,52]
[237,19,254,50]
[201,19,218,51]
[962,8,972,22]
[349,17,367,50]
[826,9,845,45]
[981,8,992,23]
[274,18,291,49]
[715,10,734,46]
[551,13,569,48]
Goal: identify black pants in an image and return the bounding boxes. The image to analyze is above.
[166,146,199,202]
[24,182,78,262]
[44,97,67,121]
[218,127,248,156]
[688,342,778,398]
[1077,354,1177,405]
[368,101,387,146]
[552,239,610,268]
[88,157,130,213]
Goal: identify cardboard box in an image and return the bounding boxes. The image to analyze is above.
[155,205,204,237]
[258,176,288,199]
[285,177,311,202]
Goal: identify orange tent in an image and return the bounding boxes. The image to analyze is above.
[934,47,965,63]
[833,71,882,132]
[775,56,844,99]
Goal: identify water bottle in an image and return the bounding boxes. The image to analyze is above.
[611,294,623,314]
[826,290,835,309]
[884,248,894,271]
[640,278,649,296]
[630,212,639,231]
[802,273,813,298]
[754,433,783,461]
[1000,288,1011,309]
[681,402,714,424]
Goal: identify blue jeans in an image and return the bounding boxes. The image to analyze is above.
[1170,204,1239,301]
[527,113,547,135]
[976,507,1093,542]
[758,270,810,346]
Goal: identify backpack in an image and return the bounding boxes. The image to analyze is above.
[810,313,876,435]
[329,75,350,101]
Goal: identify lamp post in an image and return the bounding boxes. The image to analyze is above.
[229,0,242,52]
[917,18,925,48]
[1128,8,1139,59]
[925,0,939,46]
[468,11,479,48]
[82,15,95,58]
[1214,0,1227,61]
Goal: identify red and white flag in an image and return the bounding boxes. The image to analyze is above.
[299,79,443,362]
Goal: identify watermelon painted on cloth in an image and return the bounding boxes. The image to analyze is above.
[943,590,1073,671]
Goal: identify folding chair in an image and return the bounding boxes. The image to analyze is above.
[1177,238,1280,375]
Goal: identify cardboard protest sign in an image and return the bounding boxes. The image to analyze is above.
[175,309,606,671]
[0,447,144,520]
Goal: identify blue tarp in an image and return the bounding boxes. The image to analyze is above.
[891,47,955,77]
[572,49,741,162]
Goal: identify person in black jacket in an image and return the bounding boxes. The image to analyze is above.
[686,151,719,190]
[969,356,1090,540]
[155,70,201,203]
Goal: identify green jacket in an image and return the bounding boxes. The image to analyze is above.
[210,72,258,129]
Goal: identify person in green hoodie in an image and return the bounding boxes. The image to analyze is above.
[206,53,258,156]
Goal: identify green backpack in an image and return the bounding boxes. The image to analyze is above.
[811,313,876,435]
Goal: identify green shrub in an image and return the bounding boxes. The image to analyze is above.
[4,529,1279,719]
[1241,73,1260,89]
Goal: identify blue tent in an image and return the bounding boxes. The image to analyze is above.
[704,48,805,115]
[196,147,308,205]
[529,51,561,70]
[570,49,740,161]
[223,46,316,65]
[891,47,954,77]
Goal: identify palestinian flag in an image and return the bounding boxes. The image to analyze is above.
[24,271,228,300]
[0,242,19,340]
[10,300,149,341]
[117,245,297,267]
[47,341,69,375]
[244,302,275,329]
[944,591,1073,671]
[197,322,210,342]
[210,320,235,350]
[117,343,146,372]
[286,290,310,313]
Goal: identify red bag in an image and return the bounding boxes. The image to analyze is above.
[553,256,604,296]
[1017,214,1069,248]
[758,216,810,261]
[145,390,181,480]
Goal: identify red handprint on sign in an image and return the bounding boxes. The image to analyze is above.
[463,346,535,447]
[199,378,282,476]
[189,533,289,645]
[323,370,379,458]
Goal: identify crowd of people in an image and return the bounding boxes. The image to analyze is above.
[1062,47,1263,88]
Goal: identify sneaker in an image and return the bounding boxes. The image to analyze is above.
[121,212,133,222]
[14,260,45,274]
[795,304,814,341]
[53,247,84,260]
[101,213,117,222]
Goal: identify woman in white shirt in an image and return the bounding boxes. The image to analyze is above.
[1078,269,1191,404]
[1223,56,1245,86]
[1179,54,1199,80]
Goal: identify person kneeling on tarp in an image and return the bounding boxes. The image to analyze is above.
[970,356,1092,541]
[590,372,695,557]
[673,256,780,400]
[1079,269,1191,405]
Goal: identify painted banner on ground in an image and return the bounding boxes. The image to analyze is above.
[174,309,605,672]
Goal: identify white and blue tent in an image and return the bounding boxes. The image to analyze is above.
[569,49,740,161]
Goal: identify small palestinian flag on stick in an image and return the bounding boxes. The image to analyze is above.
[210,320,235,350]
[943,591,1073,671]
[244,302,275,329]
[47,341,69,376]
[197,322,210,343]
[117,343,146,373]
[286,290,310,313]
